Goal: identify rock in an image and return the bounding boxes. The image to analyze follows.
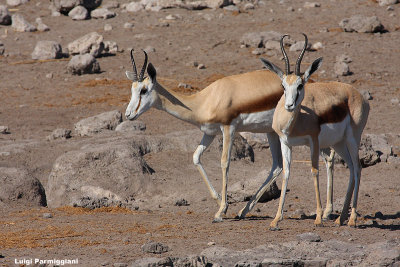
[311,41,323,51]
[304,2,321,8]
[31,40,63,60]
[339,15,385,33]
[103,1,119,9]
[67,54,100,75]
[363,134,392,162]
[51,0,82,13]
[73,196,136,210]
[218,134,254,162]
[0,42,4,56]
[197,63,206,69]
[391,98,400,105]
[42,213,53,218]
[289,40,312,52]
[123,22,134,28]
[141,242,169,254]
[297,232,321,242]
[6,0,29,6]
[240,31,282,48]
[115,120,146,133]
[0,5,11,25]
[334,61,351,76]
[46,138,153,207]
[11,14,37,32]
[104,24,112,31]
[90,8,116,19]
[229,169,280,203]
[244,3,255,10]
[74,110,122,136]
[35,18,50,31]
[363,240,400,266]
[0,126,10,134]
[0,167,47,207]
[252,48,265,55]
[377,0,398,6]
[175,198,189,206]
[289,209,307,219]
[103,40,118,53]
[205,0,233,8]
[47,128,72,140]
[336,54,352,63]
[67,32,104,57]
[68,5,89,20]
[125,2,144,12]
[223,5,240,12]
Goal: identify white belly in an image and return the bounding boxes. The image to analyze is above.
[318,115,349,148]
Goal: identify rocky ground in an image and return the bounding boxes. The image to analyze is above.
[0,0,400,266]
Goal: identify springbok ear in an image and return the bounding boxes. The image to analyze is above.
[260,58,284,79]
[147,63,157,82]
[126,71,136,81]
[303,57,323,82]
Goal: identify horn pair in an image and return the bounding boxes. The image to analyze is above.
[280,33,308,75]
[130,49,148,82]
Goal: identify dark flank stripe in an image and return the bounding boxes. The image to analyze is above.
[318,100,349,125]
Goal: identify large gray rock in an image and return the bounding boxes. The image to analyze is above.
[31,41,63,60]
[74,110,122,136]
[11,14,37,32]
[90,8,116,19]
[229,169,280,203]
[339,15,385,33]
[67,31,104,57]
[0,167,46,207]
[46,139,153,208]
[67,53,100,75]
[361,134,393,163]
[217,134,254,162]
[240,31,282,48]
[0,5,11,25]
[141,242,169,254]
[51,0,101,13]
[68,5,89,20]
[125,1,144,12]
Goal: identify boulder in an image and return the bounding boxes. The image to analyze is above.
[217,134,254,162]
[31,41,63,60]
[90,8,116,19]
[362,134,392,163]
[74,110,122,136]
[0,5,11,25]
[11,14,37,32]
[68,5,89,20]
[141,242,169,254]
[67,32,104,57]
[339,15,385,33]
[0,167,46,207]
[103,40,118,54]
[46,138,153,207]
[67,53,100,75]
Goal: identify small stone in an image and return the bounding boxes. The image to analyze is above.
[124,22,134,28]
[387,6,394,11]
[297,232,321,242]
[113,263,128,267]
[378,0,398,6]
[67,54,101,75]
[178,83,193,89]
[103,41,118,53]
[304,2,321,8]
[287,6,295,11]
[11,14,37,32]
[126,2,144,12]
[244,3,255,10]
[223,5,239,12]
[252,48,265,55]
[47,128,72,140]
[289,209,307,219]
[0,126,10,134]
[143,46,156,53]
[175,198,189,206]
[36,17,50,32]
[311,41,323,51]
[207,241,216,246]
[334,61,351,76]
[197,64,206,69]
[141,242,169,254]
[289,41,311,52]
[390,98,399,105]
[104,24,113,31]
[46,73,53,79]
[336,54,352,63]
[42,213,53,218]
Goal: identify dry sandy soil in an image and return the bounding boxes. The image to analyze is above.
[0,0,399,266]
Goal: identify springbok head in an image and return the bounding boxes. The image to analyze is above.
[125,49,157,120]
[261,33,323,112]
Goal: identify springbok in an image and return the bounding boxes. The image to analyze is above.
[124,49,335,222]
[261,34,369,230]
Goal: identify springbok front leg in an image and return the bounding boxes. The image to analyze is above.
[193,134,220,204]
[270,142,292,230]
[213,125,235,223]
[321,148,335,220]
[311,138,323,226]
[237,132,283,218]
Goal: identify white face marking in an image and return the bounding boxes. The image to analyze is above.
[282,76,304,112]
[125,78,155,120]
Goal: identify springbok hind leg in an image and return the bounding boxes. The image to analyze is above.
[193,134,220,204]
[321,148,335,220]
[311,139,323,227]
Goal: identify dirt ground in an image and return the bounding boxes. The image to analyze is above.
[0,0,399,266]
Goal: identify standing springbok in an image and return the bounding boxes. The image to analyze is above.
[260,34,369,230]
[124,49,335,222]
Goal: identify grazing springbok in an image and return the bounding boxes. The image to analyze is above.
[124,49,335,222]
[261,34,369,230]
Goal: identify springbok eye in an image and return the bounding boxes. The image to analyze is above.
[298,84,304,91]
[140,88,148,95]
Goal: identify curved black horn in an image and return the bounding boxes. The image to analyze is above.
[139,50,148,81]
[295,33,308,75]
[130,49,138,81]
[280,34,290,75]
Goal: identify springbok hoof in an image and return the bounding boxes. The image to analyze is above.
[322,214,334,221]
[269,226,280,231]
[212,217,223,223]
